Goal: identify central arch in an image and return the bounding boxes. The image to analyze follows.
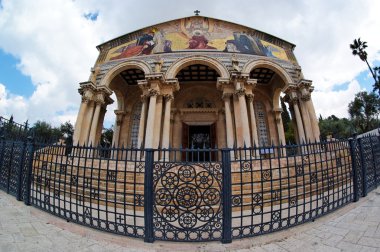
[165,55,230,80]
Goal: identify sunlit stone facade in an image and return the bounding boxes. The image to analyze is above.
[73,16,320,153]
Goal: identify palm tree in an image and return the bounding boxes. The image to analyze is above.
[373,67,380,95]
[350,38,379,95]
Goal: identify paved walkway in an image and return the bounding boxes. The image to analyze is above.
[0,188,380,252]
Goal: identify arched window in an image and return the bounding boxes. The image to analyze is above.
[130,102,142,148]
[255,101,269,146]
[186,98,214,108]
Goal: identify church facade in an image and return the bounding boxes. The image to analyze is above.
[72,16,320,154]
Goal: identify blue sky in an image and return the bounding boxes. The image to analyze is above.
[0,49,34,97]
[0,0,379,127]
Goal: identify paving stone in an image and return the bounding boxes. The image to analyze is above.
[358,237,380,248]
[343,230,364,244]
[1,187,380,251]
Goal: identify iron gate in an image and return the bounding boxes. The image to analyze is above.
[152,161,223,241]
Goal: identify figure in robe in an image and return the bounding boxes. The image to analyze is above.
[187,35,216,50]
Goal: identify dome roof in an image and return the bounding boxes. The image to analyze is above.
[97,16,297,64]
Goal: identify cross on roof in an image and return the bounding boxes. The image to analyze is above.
[194,10,200,16]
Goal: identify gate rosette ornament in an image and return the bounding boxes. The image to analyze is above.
[153,163,223,241]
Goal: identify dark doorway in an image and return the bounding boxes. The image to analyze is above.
[182,123,216,162]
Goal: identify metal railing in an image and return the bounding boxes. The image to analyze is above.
[0,122,379,243]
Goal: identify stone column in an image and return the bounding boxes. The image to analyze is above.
[137,96,148,149]
[80,101,95,146]
[112,110,125,147]
[291,98,306,143]
[73,96,89,145]
[223,93,234,148]
[246,94,259,146]
[153,95,163,149]
[161,95,173,149]
[88,93,105,146]
[299,99,313,142]
[273,109,286,145]
[305,96,320,141]
[235,88,251,147]
[144,89,158,148]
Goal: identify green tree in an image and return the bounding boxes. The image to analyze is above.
[31,120,61,142]
[350,38,380,95]
[319,115,353,140]
[100,126,114,147]
[348,91,380,133]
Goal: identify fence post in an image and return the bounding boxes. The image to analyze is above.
[348,138,359,202]
[357,138,368,197]
[24,136,35,206]
[144,148,154,243]
[0,135,5,177]
[221,148,232,243]
[16,140,28,201]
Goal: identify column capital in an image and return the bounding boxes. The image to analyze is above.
[234,88,246,97]
[222,92,233,100]
[114,110,126,126]
[147,88,160,97]
[246,93,254,102]
[163,94,174,101]
[163,78,180,92]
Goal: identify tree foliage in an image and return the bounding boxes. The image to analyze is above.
[350,38,380,95]
[319,115,353,140]
[348,91,380,133]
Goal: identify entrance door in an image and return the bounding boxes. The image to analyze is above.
[182,123,216,161]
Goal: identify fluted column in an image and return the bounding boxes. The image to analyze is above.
[153,95,163,150]
[161,95,173,149]
[137,96,148,149]
[291,98,306,143]
[246,94,259,146]
[88,92,107,146]
[80,101,95,145]
[112,110,125,147]
[144,89,158,148]
[73,97,89,145]
[223,93,234,148]
[299,99,313,142]
[305,96,320,141]
[274,109,286,145]
[235,88,251,147]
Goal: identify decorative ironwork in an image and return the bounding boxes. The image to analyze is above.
[153,163,222,241]
[0,117,379,244]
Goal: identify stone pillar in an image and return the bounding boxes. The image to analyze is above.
[223,93,234,148]
[305,96,320,141]
[80,101,95,145]
[291,98,306,143]
[274,109,286,145]
[73,97,89,145]
[144,89,158,148]
[161,95,173,149]
[112,110,125,147]
[246,94,259,146]
[88,93,105,146]
[235,88,251,147]
[153,95,163,148]
[137,96,148,149]
[299,99,313,142]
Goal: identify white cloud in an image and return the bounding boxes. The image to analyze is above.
[0,0,379,125]
[0,83,28,122]
[313,80,362,118]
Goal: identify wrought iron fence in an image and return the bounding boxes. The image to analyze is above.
[0,128,379,243]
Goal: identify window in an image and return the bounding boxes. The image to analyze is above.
[255,102,269,146]
[186,98,214,108]
[130,102,142,148]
